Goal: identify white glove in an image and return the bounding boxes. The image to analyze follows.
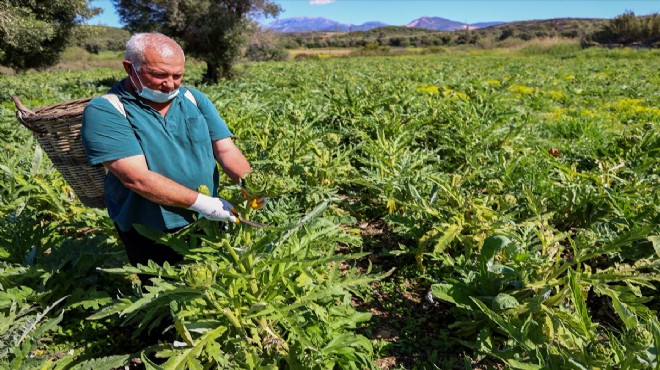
[189,193,237,223]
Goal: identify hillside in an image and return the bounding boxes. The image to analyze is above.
[277,18,609,49]
[479,17,608,39]
[76,25,130,53]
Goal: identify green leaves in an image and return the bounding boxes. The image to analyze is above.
[85,202,383,368]
[567,268,595,340]
[480,235,511,266]
[1,47,659,369]
[0,0,101,71]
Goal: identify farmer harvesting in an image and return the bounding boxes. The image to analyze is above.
[82,32,250,266]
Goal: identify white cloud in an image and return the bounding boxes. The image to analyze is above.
[310,0,335,5]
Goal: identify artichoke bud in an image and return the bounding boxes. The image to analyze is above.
[625,326,653,352]
[486,179,505,194]
[325,133,341,145]
[575,229,597,247]
[585,340,612,367]
[242,172,269,197]
[499,194,517,211]
[182,263,214,289]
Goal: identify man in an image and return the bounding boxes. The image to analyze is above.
[82,33,250,266]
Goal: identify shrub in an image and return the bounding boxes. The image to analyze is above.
[589,11,660,46]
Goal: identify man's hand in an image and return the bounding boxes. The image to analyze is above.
[189,193,238,223]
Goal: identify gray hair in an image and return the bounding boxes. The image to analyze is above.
[124,33,185,71]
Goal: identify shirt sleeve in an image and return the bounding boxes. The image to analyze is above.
[187,88,233,141]
[82,97,144,166]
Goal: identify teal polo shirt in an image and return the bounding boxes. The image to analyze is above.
[82,80,232,232]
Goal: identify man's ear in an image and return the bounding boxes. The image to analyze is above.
[122,60,133,75]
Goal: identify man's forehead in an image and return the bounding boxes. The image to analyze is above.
[144,45,184,61]
[142,53,184,71]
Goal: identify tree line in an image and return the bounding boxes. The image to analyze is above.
[1,3,658,83]
[0,0,280,82]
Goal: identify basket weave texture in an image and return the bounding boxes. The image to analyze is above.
[13,97,106,209]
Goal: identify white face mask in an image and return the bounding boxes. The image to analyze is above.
[129,64,179,103]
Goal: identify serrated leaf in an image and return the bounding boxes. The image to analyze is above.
[16,295,67,346]
[471,297,535,351]
[504,359,545,370]
[69,354,132,370]
[86,299,132,320]
[568,269,594,340]
[432,224,463,254]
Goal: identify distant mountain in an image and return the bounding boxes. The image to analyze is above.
[266,17,387,33]
[352,21,389,31]
[471,21,506,29]
[406,16,466,31]
[266,16,504,33]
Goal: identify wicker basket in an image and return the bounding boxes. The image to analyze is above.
[12,96,106,209]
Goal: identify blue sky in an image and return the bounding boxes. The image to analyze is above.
[89,0,660,27]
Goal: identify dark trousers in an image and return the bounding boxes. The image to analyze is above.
[114,223,184,266]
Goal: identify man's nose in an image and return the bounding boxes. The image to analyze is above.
[162,77,175,88]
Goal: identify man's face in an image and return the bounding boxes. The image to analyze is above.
[132,46,185,93]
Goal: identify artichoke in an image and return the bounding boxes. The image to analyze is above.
[625,326,653,353]
[574,229,598,247]
[241,172,269,197]
[499,194,517,211]
[616,134,642,149]
[486,179,505,194]
[182,263,214,289]
[585,340,612,367]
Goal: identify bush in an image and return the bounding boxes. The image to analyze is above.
[589,11,660,46]
[350,43,391,57]
[293,53,321,61]
[421,46,448,55]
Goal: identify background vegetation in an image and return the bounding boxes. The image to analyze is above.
[1,44,659,368]
[2,10,658,75]
[0,0,100,71]
[276,12,659,51]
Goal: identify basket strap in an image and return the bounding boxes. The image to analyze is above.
[183,89,197,106]
[102,90,198,119]
[102,94,126,118]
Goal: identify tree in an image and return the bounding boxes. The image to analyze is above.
[112,0,281,82]
[0,1,100,71]
[245,29,288,62]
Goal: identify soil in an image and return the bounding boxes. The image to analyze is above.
[353,219,464,369]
